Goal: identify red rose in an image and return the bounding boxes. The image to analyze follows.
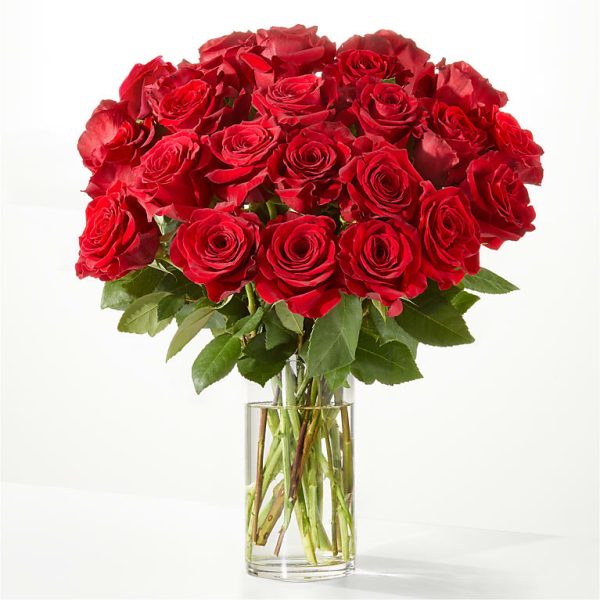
[252,74,337,127]
[267,121,353,213]
[464,152,535,249]
[199,31,257,65]
[339,218,426,316]
[133,130,209,219]
[146,63,249,134]
[339,137,423,222]
[75,182,159,281]
[435,61,507,117]
[199,31,259,90]
[256,25,335,69]
[492,112,544,185]
[119,56,176,120]
[339,30,434,96]
[78,100,154,173]
[413,100,490,185]
[206,119,282,210]
[349,81,424,145]
[170,209,260,302]
[85,162,138,199]
[327,49,407,90]
[255,214,341,318]
[418,182,480,289]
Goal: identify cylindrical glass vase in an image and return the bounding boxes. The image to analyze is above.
[245,360,355,581]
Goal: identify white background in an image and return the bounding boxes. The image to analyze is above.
[1,0,598,597]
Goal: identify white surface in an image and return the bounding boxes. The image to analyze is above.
[1,0,599,597]
[2,483,598,599]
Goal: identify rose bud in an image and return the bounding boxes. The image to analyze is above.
[464,152,536,249]
[417,182,481,289]
[339,137,423,222]
[170,209,261,302]
[339,218,426,317]
[75,182,159,281]
[119,56,176,120]
[267,121,353,213]
[255,214,341,318]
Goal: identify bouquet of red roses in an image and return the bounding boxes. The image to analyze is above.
[76,25,542,393]
[76,25,543,576]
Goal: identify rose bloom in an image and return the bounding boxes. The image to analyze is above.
[255,214,341,318]
[413,100,490,186]
[339,218,426,317]
[78,100,154,173]
[418,182,480,289]
[435,61,508,117]
[339,137,423,222]
[331,49,402,86]
[464,152,535,249]
[146,63,249,134]
[170,209,261,302]
[349,81,424,145]
[339,30,434,96]
[252,74,337,126]
[75,182,159,281]
[255,25,336,78]
[133,130,208,219]
[206,119,282,209]
[492,112,544,185]
[119,56,176,120]
[267,121,353,213]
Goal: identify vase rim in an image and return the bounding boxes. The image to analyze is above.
[246,400,353,411]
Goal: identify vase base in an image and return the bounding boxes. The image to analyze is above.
[246,557,354,582]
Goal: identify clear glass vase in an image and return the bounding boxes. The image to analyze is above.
[245,359,355,581]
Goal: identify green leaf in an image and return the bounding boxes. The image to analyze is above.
[175,302,197,325]
[218,295,248,328]
[237,333,295,386]
[156,269,203,298]
[396,289,474,347]
[351,332,422,385]
[324,364,352,391]
[101,268,165,310]
[166,305,216,361]
[371,299,388,320]
[264,309,297,350]
[232,307,264,337]
[274,302,304,334]
[306,295,363,377]
[448,290,480,314]
[462,268,518,294]
[192,334,241,394]
[382,76,396,84]
[157,295,185,321]
[117,292,172,336]
[368,303,418,358]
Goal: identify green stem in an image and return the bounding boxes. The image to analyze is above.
[266,200,278,221]
[245,283,257,315]
[341,406,353,498]
[251,408,267,543]
[324,424,339,556]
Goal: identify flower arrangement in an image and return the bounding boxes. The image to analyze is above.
[76,25,543,577]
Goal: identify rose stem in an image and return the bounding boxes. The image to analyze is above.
[266,200,278,221]
[278,364,294,539]
[245,283,257,315]
[324,424,339,556]
[274,374,318,557]
[256,480,285,546]
[294,485,317,564]
[340,403,353,498]
[251,407,267,543]
[274,412,308,556]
